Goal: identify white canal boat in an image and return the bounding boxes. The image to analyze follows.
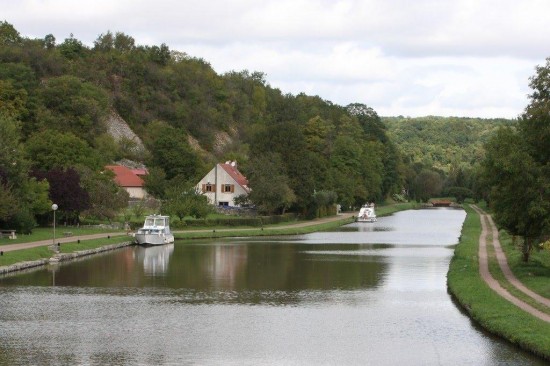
[356,203,377,223]
[134,214,174,246]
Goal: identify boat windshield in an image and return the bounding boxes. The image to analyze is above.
[144,217,167,227]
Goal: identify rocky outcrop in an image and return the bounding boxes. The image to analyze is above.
[105,111,146,155]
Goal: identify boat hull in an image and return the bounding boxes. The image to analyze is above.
[135,233,174,246]
[356,217,377,223]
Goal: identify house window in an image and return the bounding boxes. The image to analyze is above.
[222,184,234,193]
[202,184,215,193]
[219,201,229,206]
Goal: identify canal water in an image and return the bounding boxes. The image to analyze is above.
[0,208,545,365]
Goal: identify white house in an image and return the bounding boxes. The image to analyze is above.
[196,161,250,206]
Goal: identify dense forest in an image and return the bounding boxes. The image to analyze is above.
[1,20,547,246]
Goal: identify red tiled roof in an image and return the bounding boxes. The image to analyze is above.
[105,165,144,187]
[131,169,148,176]
[220,163,249,190]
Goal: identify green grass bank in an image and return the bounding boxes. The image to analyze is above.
[447,205,550,360]
[0,236,131,267]
[1,201,419,272]
[174,202,420,240]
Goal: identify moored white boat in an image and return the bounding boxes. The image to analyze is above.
[356,203,377,222]
[134,214,174,245]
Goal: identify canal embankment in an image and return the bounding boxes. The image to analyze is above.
[447,204,550,361]
[0,240,134,275]
[0,202,419,276]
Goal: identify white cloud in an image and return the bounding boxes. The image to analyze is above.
[2,0,549,118]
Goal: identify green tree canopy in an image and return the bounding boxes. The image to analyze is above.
[25,129,102,170]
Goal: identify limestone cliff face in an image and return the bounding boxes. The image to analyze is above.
[105,111,146,155]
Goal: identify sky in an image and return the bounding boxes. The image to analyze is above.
[3,0,550,118]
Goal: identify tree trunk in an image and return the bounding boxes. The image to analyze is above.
[522,237,531,262]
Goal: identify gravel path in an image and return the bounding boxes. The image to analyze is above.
[473,205,550,323]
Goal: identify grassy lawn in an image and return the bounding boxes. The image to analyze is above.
[0,227,124,246]
[0,246,52,267]
[499,230,550,299]
[175,216,356,239]
[0,236,132,267]
[376,202,420,216]
[485,227,550,315]
[447,204,550,361]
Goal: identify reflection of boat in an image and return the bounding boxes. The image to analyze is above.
[134,215,174,245]
[136,244,174,274]
[356,203,377,223]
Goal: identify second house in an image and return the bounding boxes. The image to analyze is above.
[196,161,250,207]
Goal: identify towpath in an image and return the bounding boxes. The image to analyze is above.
[0,213,356,253]
[472,205,550,323]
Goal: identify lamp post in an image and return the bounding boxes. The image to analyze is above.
[52,203,58,248]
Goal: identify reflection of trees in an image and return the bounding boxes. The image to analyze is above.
[0,242,388,298]
[167,242,387,293]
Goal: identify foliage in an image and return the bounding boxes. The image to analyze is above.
[479,59,550,261]
[163,180,212,220]
[246,153,296,214]
[413,169,443,202]
[142,166,167,198]
[32,167,90,224]
[79,167,129,222]
[36,75,109,144]
[0,21,438,228]
[445,186,474,203]
[25,129,102,170]
[447,205,550,360]
[148,125,204,181]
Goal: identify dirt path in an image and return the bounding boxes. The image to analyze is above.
[472,205,550,323]
[1,213,356,253]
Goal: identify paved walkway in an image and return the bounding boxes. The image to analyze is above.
[0,213,356,253]
[472,205,550,323]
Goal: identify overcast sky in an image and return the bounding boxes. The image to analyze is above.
[3,0,550,118]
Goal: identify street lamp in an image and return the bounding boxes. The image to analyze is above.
[52,203,58,248]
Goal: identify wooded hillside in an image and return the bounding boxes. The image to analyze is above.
[0,20,518,232]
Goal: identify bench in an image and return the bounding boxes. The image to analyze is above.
[63,232,73,237]
[0,230,17,240]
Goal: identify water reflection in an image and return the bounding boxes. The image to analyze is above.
[0,208,547,365]
[135,244,174,275]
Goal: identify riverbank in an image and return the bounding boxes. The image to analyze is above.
[447,204,550,360]
[173,202,419,240]
[0,202,420,275]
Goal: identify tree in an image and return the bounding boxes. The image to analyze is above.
[0,21,22,46]
[80,167,129,222]
[163,180,211,220]
[478,59,550,261]
[25,129,102,170]
[413,169,443,202]
[0,183,18,221]
[481,127,549,261]
[58,34,86,59]
[149,127,204,181]
[33,168,90,224]
[246,153,296,214]
[143,166,167,199]
[37,75,109,143]
[44,34,56,49]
